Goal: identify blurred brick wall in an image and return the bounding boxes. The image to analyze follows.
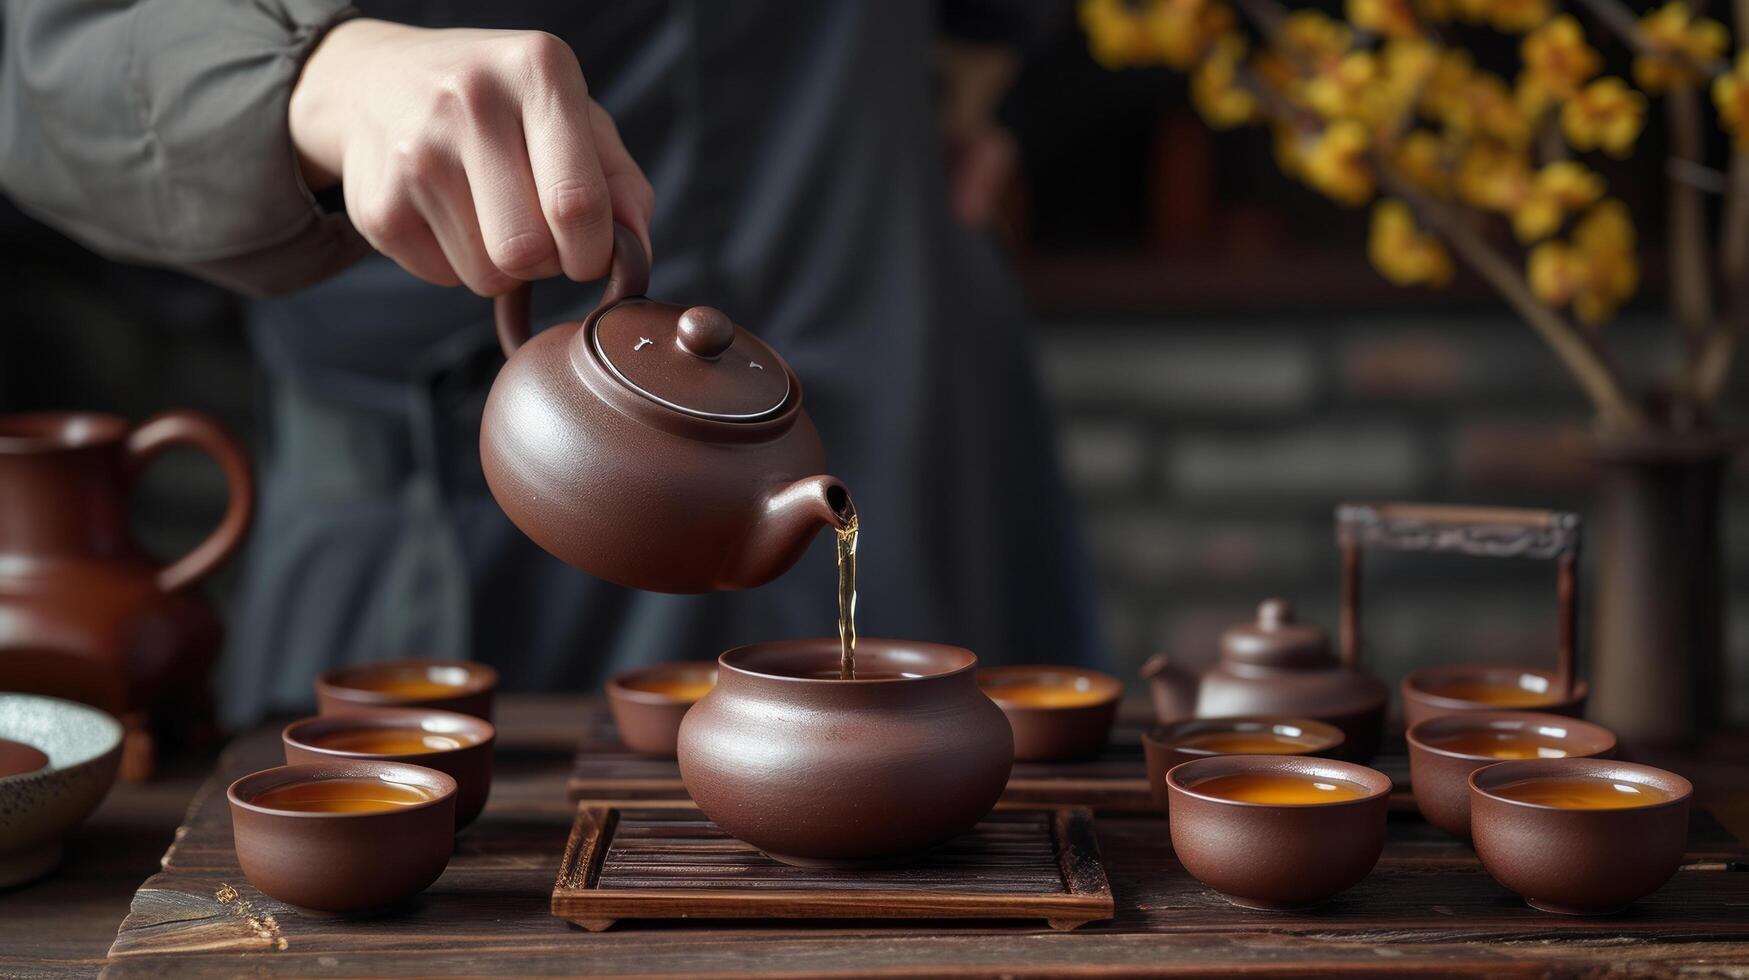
[1037,312,1749,723]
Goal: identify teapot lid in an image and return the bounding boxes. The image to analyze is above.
[592,301,793,422]
[1220,599,1332,670]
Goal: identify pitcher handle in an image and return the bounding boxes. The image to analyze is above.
[125,411,255,593]
[493,223,652,358]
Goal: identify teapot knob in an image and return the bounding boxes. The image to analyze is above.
[1257,598,1294,629]
[677,306,736,359]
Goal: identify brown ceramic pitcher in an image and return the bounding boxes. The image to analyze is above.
[0,411,253,779]
[480,225,852,593]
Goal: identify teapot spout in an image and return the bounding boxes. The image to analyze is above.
[1139,653,1198,725]
[726,475,854,589]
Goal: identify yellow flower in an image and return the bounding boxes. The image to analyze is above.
[1279,10,1354,68]
[1455,142,1533,212]
[1562,77,1646,156]
[1078,0,1235,70]
[1485,0,1553,32]
[1521,16,1600,100]
[1080,0,1159,69]
[1300,120,1376,205]
[1420,49,1475,121]
[1529,241,1582,307]
[1716,53,1749,148]
[1369,199,1453,286]
[1348,0,1420,39]
[1192,36,1256,129]
[1528,199,1637,323]
[1633,3,1729,92]
[1571,200,1638,322]
[1449,71,1533,146]
[1303,51,1379,121]
[1510,161,1605,241]
[1394,128,1451,194]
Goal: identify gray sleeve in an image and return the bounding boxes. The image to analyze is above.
[0,0,370,296]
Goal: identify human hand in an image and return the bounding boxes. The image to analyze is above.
[289,19,653,296]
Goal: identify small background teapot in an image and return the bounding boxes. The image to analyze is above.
[1140,598,1386,761]
[480,225,852,593]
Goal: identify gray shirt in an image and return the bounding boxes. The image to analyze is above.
[1,0,1098,724]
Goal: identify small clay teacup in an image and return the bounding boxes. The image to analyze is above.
[606,662,718,757]
[977,665,1122,762]
[228,761,457,912]
[1142,717,1345,812]
[316,659,498,721]
[1401,664,1587,728]
[282,708,495,830]
[1407,711,1615,839]
[1469,758,1692,915]
[1167,754,1391,911]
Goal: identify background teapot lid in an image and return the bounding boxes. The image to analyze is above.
[593,300,792,421]
[1220,599,1332,669]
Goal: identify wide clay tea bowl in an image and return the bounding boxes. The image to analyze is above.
[228,761,457,912]
[606,661,718,757]
[1142,717,1344,812]
[977,665,1122,762]
[282,708,495,830]
[1406,711,1615,839]
[1401,664,1587,728]
[0,695,123,887]
[677,638,1013,867]
[316,659,498,721]
[1166,754,1391,911]
[1469,758,1691,915]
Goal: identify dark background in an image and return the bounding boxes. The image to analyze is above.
[3,5,1745,723]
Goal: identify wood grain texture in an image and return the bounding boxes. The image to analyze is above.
[550,803,1114,931]
[100,696,1749,979]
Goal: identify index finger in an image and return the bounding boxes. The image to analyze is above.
[520,49,615,280]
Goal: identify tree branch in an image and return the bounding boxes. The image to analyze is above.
[1380,169,1648,432]
[1576,0,1729,81]
[1691,0,1749,408]
[1668,86,1716,356]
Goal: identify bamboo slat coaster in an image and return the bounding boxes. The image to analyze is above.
[551,802,1115,932]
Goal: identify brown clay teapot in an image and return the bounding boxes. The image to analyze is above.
[1140,599,1386,761]
[480,226,853,593]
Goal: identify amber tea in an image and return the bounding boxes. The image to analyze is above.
[980,677,1109,708]
[1425,729,1572,760]
[1491,775,1674,810]
[623,673,716,702]
[250,778,435,813]
[836,509,859,679]
[1191,771,1372,805]
[341,669,466,700]
[310,728,476,755]
[1175,729,1326,755]
[1425,678,1556,708]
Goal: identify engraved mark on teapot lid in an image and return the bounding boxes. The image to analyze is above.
[634,337,653,351]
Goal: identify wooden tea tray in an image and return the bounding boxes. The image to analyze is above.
[552,802,1114,932]
[102,697,1749,977]
[569,700,1414,813]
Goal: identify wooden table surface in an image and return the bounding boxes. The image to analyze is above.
[6,695,1749,978]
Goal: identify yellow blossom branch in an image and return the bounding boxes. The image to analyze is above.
[1693,0,1749,406]
[1380,167,1648,431]
[1576,0,1729,81]
[1226,52,1649,430]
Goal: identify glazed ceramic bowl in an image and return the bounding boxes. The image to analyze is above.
[1167,754,1391,910]
[0,695,124,887]
[1401,664,1587,728]
[605,661,718,757]
[1407,711,1615,839]
[282,708,495,830]
[1142,717,1344,812]
[678,638,1013,867]
[228,761,457,912]
[1469,758,1691,915]
[316,659,498,721]
[977,665,1122,762]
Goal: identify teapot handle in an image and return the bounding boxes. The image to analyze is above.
[493,222,652,358]
[1335,502,1581,694]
